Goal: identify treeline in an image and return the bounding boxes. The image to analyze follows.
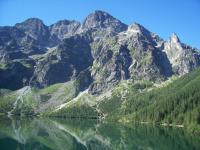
[49,104,100,119]
[107,68,200,134]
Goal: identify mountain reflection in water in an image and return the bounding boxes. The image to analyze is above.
[0,117,199,150]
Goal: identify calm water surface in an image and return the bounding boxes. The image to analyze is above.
[0,117,199,150]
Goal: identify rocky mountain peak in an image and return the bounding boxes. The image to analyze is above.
[50,20,81,28]
[163,33,200,75]
[81,10,127,32]
[49,20,81,40]
[51,20,74,26]
[15,18,45,32]
[15,18,49,44]
[165,33,182,50]
[84,10,115,25]
[170,33,180,43]
[16,18,44,25]
[91,10,112,17]
[127,23,146,34]
[118,23,155,46]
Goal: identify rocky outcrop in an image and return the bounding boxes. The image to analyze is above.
[89,37,132,94]
[81,10,127,32]
[164,33,200,75]
[117,23,172,81]
[49,20,81,45]
[0,61,34,90]
[15,18,50,46]
[30,35,93,88]
[79,10,128,42]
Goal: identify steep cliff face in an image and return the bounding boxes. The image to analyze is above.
[15,18,50,46]
[49,20,81,45]
[0,10,199,92]
[88,23,172,93]
[0,61,34,90]
[164,33,200,75]
[117,23,173,81]
[30,35,93,88]
[89,37,132,94]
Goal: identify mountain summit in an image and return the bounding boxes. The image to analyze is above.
[15,18,50,44]
[81,10,127,35]
[170,33,180,43]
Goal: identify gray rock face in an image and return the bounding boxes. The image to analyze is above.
[15,18,50,46]
[79,10,128,41]
[49,20,81,45]
[89,37,132,94]
[164,33,200,75]
[82,10,127,32]
[0,61,34,90]
[30,35,93,88]
[0,11,199,92]
[118,23,173,81]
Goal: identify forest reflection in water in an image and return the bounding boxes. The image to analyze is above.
[0,117,199,150]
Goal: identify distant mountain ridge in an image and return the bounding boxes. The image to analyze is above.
[0,10,200,92]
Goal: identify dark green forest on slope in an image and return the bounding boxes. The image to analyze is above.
[100,68,200,134]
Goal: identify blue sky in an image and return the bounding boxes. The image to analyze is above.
[0,0,200,48]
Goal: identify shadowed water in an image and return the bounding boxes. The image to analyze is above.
[0,117,199,150]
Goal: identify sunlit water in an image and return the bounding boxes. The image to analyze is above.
[0,117,199,150]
